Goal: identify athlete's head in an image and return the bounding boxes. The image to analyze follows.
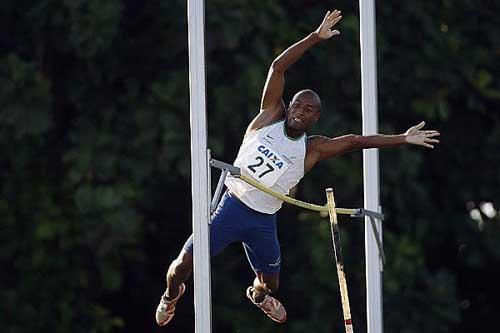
[286,89,321,132]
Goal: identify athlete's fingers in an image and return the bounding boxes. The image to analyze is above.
[414,121,425,130]
[424,138,440,144]
[323,11,331,23]
[328,10,341,21]
[332,16,343,26]
[422,142,434,148]
[332,30,341,36]
[426,131,440,137]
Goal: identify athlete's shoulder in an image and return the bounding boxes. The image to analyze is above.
[245,118,285,137]
[247,102,286,132]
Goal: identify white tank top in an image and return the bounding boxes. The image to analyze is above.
[225,120,307,214]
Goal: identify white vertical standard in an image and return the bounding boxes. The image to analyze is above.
[359,1,383,333]
[187,0,212,332]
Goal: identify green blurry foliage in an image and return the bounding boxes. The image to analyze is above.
[0,55,52,138]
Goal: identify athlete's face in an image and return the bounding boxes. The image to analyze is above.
[286,92,321,131]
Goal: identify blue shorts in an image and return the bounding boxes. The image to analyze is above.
[183,191,281,273]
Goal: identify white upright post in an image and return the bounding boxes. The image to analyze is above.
[359,1,383,333]
[187,0,212,332]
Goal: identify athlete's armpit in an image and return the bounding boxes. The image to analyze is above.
[316,134,361,158]
[304,135,360,171]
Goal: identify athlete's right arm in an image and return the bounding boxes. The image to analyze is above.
[247,10,343,133]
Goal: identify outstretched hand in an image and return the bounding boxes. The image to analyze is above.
[315,10,342,39]
[404,121,440,149]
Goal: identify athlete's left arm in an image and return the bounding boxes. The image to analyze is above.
[304,121,440,172]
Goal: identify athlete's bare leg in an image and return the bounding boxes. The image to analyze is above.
[155,248,192,326]
[165,249,193,300]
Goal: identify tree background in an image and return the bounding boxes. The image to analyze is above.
[1,0,499,332]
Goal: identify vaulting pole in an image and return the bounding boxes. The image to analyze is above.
[187,0,212,332]
[359,1,383,332]
[326,188,354,333]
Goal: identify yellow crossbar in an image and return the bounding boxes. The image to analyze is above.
[239,174,357,215]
